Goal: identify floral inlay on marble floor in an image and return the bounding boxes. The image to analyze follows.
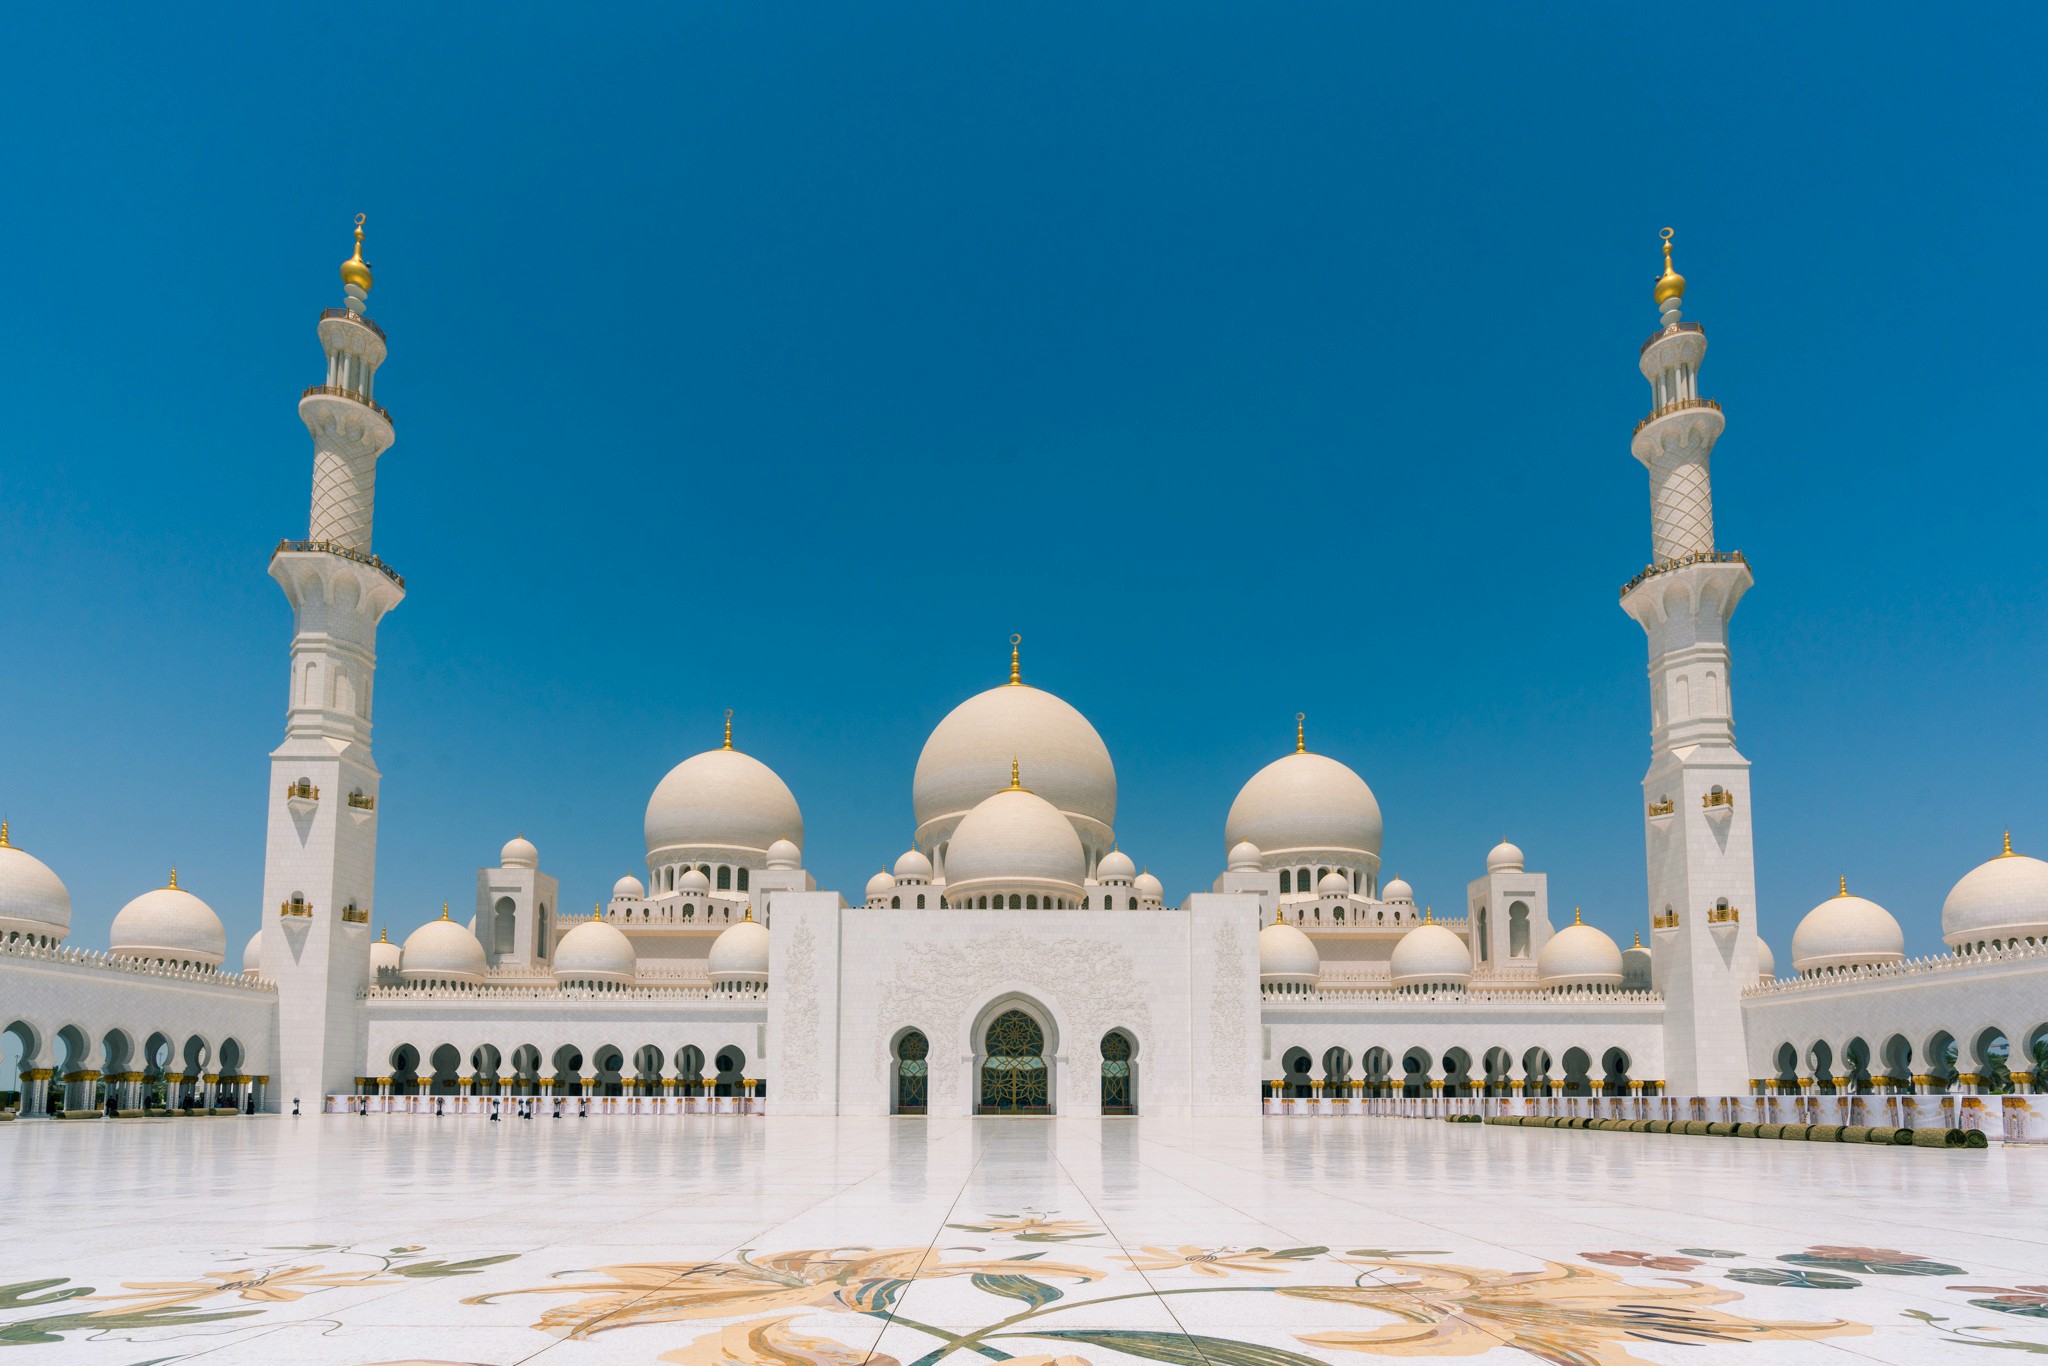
[0,1114,2043,1364]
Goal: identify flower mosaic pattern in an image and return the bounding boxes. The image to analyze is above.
[1948,1284,2048,1319]
[1724,1267,1863,1290]
[1577,1250,1702,1271]
[1114,1245,1324,1277]
[1779,1244,1965,1276]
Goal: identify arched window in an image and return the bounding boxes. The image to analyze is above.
[895,1031,929,1114]
[1476,906,1490,962]
[717,866,731,890]
[978,1010,1047,1114]
[1008,894,1022,909]
[1127,897,1137,910]
[737,868,749,891]
[1026,894,1039,909]
[916,894,925,909]
[890,896,901,909]
[1509,901,1530,957]
[1280,870,1292,894]
[1101,1030,1134,1114]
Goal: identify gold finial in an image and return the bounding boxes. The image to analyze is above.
[1838,875,1848,897]
[168,867,179,889]
[379,925,389,943]
[2002,829,2015,858]
[1653,227,1685,307]
[0,821,8,847]
[440,900,450,921]
[744,903,754,921]
[340,213,374,293]
[1633,931,1642,948]
[1424,905,1434,924]
[1008,634,1022,686]
[723,709,733,750]
[1010,756,1022,790]
[1573,906,1583,926]
[1273,904,1284,925]
[1295,712,1306,754]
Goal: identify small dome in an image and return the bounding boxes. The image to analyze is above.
[1621,934,1654,992]
[945,785,1087,900]
[110,875,226,968]
[371,927,403,978]
[0,828,72,941]
[645,744,804,862]
[1225,751,1383,860]
[1134,871,1164,904]
[679,868,711,895]
[1537,914,1624,989]
[552,918,636,985]
[1226,841,1261,872]
[1941,837,2048,950]
[1098,849,1136,882]
[866,870,899,905]
[1317,870,1350,896]
[1382,876,1414,905]
[401,910,487,983]
[766,838,803,871]
[1791,880,1905,974]
[1390,921,1470,988]
[240,930,263,978]
[500,834,538,869]
[1755,936,1776,980]
[708,914,770,984]
[893,848,933,882]
[612,874,646,901]
[1486,840,1524,873]
[1259,919,1320,986]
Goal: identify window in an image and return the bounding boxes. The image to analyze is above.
[737,868,749,891]
[891,896,901,908]
[916,894,925,909]
[1026,894,1038,909]
[1280,870,1291,893]
[717,866,731,890]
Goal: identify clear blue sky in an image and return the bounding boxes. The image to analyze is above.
[6,8,2043,961]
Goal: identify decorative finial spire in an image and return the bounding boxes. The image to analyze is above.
[1010,756,1022,790]
[379,924,389,943]
[168,867,179,889]
[340,213,374,296]
[1838,875,1848,897]
[1423,905,1434,923]
[1633,930,1642,948]
[1273,903,1284,925]
[723,709,733,750]
[1573,906,1583,925]
[0,821,9,848]
[440,900,450,921]
[1295,712,1306,754]
[744,903,754,921]
[1653,227,1686,309]
[2003,829,2015,857]
[1008,634,1022,686]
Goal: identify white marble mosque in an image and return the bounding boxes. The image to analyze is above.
[4,222,2048,1137]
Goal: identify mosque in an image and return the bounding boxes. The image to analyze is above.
[2,222,2046,1123]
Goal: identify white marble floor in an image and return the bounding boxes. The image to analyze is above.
[3,1113,2045,1364]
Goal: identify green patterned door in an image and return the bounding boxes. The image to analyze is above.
[896,1030,928,1114]
[978,1010,1048,1113]
[1101,1030,1133,1114]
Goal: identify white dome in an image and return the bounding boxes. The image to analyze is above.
[766,838,803,870]
[1755,936,1776,980]
[240,930,263,978]
[1621,935,1654,992]
[612,874,646,901]
[1316,870,1350,896]
[1791,882,1906,974]
[944,786,1087,900]
[866,870,899,905]
[1224,751,1383,860]
[1226,841,1261,872]
[1259,919,1320,985]
[1537,915,1624,989]
[892,848,932,882]
[645,745,804,861]
[1941,840,2048,950]
[1486,840,1524,873]
[0,831,71,940]
[552,918,636,985]
[1389,921,1471,988]
[401,912,487,983]
[1382,876,1414,905]
[500,834,538,869]
[371,928,403,978]
[1098,849,1136,882]
[708,915,770,983]
[110,877,226,967]
[1134,870,1164,903]
[914,678,1116,854]
[678,868,711,895]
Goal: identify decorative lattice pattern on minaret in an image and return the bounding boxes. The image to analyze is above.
[310,448,378,550]
[1650,460,1715,561]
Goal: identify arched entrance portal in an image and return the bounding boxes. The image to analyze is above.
[1101,1030,1134,1115]
[895,1031,929,1115]
[978,1009,1049,1114]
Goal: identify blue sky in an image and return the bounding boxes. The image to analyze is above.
[5,7,2043,960]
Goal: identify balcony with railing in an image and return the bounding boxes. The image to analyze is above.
[347,791,376,811]
[1708,904,1741,925]
[1652,911,1680,930]
[1702,790,1736,810]
[270,539,405,589]
[285,780,319,801]
[1639,319,1704,357]
[319,307,387,342]
[300,384,393,426]
[341,903,370,925]
[1619,549,1748,599]
[280,896,314,919]
[1632,396,1721,436]
[1646,799,1674,817]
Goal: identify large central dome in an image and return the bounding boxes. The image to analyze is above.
[646,742,804,863]
[913,647,1115,864]
[1225,743,1383,862]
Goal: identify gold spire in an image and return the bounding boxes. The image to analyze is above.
[1573,906,1583,925]
[2002,829,2016,858]
[0,821,9,847]
[379,925,389,943]
[1837,875,1848,897]
[1633,931,1642,948]
[440,900,450,921]
[1295,712,1306,754]
[1010,756,1023,790]
[340,213,374,293]
[1273,904,1284,925]
[1424,905,1434,924]
[1653,227,1686,307]
[1008,634,1022,686]
[723,709,733,750]
[744,903,754,921]
[167,867,179,889]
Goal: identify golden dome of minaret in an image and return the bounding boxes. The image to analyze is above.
[340,213,374,293]
[1653,226,1685,307]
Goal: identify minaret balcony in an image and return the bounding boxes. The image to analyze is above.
[1633,396,1721,436]
[285,780,320,816]
[1646,798,1675,818]
[270,539,406,590]
[319,307,387,342]
[1708,904,1741,925]
[279,897,314,919]
[1618,549,1748,600]
[1702,789,1736,811]
[346,791,375,810]
[1638,320,1703,358]
[1652,910,1680,930]
[300,384,393,427]
[340,903,370,925]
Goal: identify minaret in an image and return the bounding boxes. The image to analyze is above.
[259,216,404,1108]
[1620,230,1759,1097]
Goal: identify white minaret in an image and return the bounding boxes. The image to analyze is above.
[1620,230,1759,1097]
[259,216,404,1109]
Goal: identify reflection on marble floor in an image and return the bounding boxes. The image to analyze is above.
[3,1115,2045,1364]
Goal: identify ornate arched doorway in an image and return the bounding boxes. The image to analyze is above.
[978,1009,1049,1114]
[895,1030,929,1114]
[1101,1030,1134,1115]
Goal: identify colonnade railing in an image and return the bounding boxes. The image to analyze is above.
[325,1084,763,1117]
[1260,1088,2048,1142]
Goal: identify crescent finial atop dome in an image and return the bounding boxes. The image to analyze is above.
[723,709,734,751]
[1654,227,1685,308]
[341,213,373,294]
[1295,712,1306,754]
[1008,634,1022,686]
